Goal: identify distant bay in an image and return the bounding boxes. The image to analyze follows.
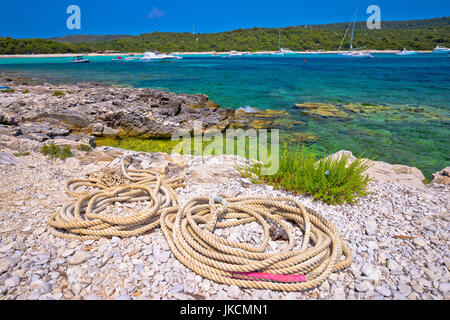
[1,53,448,177]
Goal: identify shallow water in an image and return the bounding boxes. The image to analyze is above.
[1,54,449,177]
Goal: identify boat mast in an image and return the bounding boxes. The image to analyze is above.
[278,32,281,50]
[350,7,358,50]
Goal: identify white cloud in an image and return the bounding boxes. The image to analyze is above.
[148,6,166,19]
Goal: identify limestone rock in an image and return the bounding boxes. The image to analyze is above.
[326,150,426,189]
[432,167,450,185]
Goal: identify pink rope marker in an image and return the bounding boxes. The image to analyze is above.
[231,272,306,283]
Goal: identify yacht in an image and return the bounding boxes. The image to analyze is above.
[337,8,373,58]
[140,51,178,61]
[396,48,417,56]
[274,32,296,55]
[433,46,450,54]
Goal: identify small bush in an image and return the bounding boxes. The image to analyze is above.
[238,145,372,205]
[52,91,65,97]
[23,89,30,94]
[13,152,31,157]
[41,144,73,160]
[77,144,92,152]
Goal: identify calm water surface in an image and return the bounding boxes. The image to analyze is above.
[1,53,449,177]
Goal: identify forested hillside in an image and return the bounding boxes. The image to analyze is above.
[1,17,448,54]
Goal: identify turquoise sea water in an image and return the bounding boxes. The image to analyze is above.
[0,54,449,177]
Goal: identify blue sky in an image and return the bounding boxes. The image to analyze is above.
[1,0,449,38]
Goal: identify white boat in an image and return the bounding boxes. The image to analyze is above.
[396,48,417,56]
[228,50,244,57]
[140,51,178,61]
[339,51,373,57]
[432,45,450,54]
[274,32,296,55]
[71,56,90,63]
[337,9,373,58]
[124,57,140,61]
[170,52,183,59]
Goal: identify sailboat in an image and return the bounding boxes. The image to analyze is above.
[338,8,373,58]
[274,32,296,55]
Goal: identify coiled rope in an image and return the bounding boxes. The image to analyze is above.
[160,196,352,291]
[47,155,184,240]
[48,156,352,291]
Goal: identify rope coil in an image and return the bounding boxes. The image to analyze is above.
[160,196,352,291]
[48,156,352,291]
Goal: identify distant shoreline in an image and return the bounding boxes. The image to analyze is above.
[0,50,434,59]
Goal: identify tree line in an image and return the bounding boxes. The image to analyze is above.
[1,24,448,54]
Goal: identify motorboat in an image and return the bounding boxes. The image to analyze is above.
[140,51,178,61]
[71,56,90,63]
[170,52,183,59]
[433,45,450,54]
[338,51,373,58]
[228,50,245,57]
[112,56,123,61]
[337,8,373,58]
[124,56,140,61]
[396,48,417,56]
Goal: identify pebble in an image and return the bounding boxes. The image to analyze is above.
[5,276,21,288]
[227,285,241,299]
[375,286,391,297]
[355,282,370,292]
[413,238,427,248]
[68,251,93,265]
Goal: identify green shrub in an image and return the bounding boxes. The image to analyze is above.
[13,151,31,157]
[77,144,92,152]
[41,143,73,160]
[238,145,372,205]
[23,89,30,94]
[52,91,65,97]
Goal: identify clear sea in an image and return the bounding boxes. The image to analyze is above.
[0,53,449,177]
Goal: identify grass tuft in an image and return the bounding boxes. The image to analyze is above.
[77,144,92,152]
[238,145,372,205]
[13,151,31,157]
[52,91,65,97]
[41,144,73,160]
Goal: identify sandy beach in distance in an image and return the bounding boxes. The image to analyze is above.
[0,50,433,59]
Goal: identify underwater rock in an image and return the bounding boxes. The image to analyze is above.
[282,132,320,144]
[229,107,300,129]
[294,102,350,119]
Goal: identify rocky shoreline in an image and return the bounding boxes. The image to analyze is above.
[0,76,449,300]
[0,146,448,300]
